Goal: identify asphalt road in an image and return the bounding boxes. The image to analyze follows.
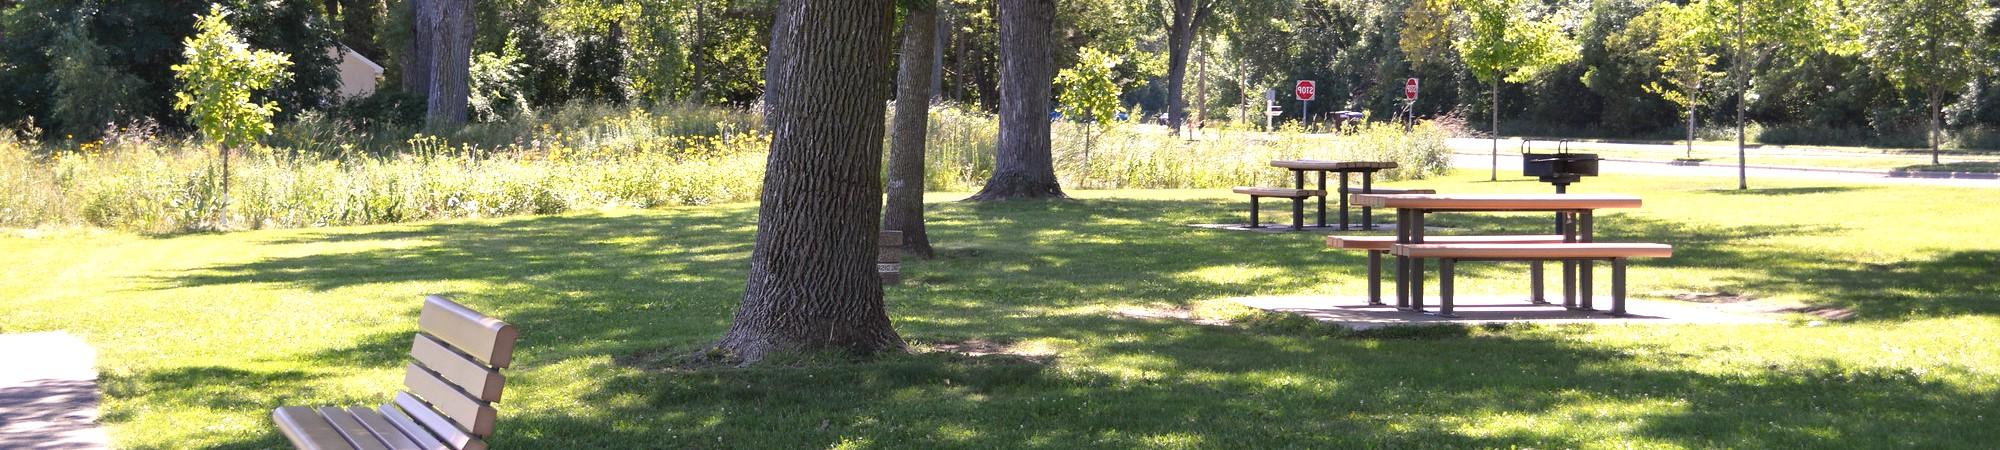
[1447,141,2000,189]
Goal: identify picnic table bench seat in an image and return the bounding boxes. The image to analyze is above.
[1328,234,1567,305]
[1388,243,1673,317]
[274,296,519,450]
[1231,187,1326,230]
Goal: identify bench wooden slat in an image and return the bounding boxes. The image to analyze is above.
[378,404,451,450]
[1392,243,1672,259]
[878,230,903,246]
[1352,193,1642,210]
[1352,188,1435,195]
[317,407,391,450]
[345,406,424,450]
[418,295,519,369]
[1328,234,1567,251]
[1232,187,1324,198]
[410,334,506,402]
[275,406,359,450]
[393,392,487,450]
[879,247,900,264]
[402,363,497,436]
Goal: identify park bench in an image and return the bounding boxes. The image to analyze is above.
[273,295,519,450]
[880,230,903,285]
[1232,187,1325,230]
[1391,243,1672,317]
[1327,234,1566,305]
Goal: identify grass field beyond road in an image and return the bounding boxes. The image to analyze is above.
[2,172,1996,448]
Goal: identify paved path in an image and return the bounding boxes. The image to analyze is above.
[1233,295,1782,330]
[1447,141,2000,189]
[0,332,109,450]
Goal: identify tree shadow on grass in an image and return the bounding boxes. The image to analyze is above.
[118,196,1998,448]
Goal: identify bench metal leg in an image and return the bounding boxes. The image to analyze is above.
[1247,196,1262,228]
[1529,261,1549,304]
[1291,197,1306,231]
[1438,259,1457,318]
[1338,172,1351,230]
[1367,251,1384,305]
[1610,258,1628,316]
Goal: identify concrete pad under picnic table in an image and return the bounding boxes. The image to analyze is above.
[1231,295,1782,329]
[0,332,110,450]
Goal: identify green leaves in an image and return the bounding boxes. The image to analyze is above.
[1456,0,1580,85]
[171,5,292,150]
[1858,0,1992,92]
[1618,1,1724,110]
[1056,47,1124,127]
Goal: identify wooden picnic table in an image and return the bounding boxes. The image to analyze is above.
[1268,160,1399,230]
[1350,193,1644,314]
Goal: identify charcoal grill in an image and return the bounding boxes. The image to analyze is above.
[1522,140,1601,194]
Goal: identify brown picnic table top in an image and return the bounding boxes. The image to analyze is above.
[1350,193,1642,210]
[1269,160,1398,171]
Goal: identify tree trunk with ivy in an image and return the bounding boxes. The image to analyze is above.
[885,3,938,259]
[717,0,903,363]
[968,0,1064,201]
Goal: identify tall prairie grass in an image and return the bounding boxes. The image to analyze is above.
[3,103,1449,233]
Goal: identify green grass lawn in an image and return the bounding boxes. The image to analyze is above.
[3,172,1997,449]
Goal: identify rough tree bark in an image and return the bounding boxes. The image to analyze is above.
[717,0,903,363]
[401,0,433,99]
[761,2,801,123]
[885,4,938,259]
[968,0,1064,201]
[1165,0,1214,136]
[424,0,472,128]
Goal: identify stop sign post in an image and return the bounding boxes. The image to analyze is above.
[1296,80,1315,128]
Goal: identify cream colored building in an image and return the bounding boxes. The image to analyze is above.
[327,44,384,100]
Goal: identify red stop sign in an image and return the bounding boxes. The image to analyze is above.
[1405,78,1419,100]
[1295,80,1316,101]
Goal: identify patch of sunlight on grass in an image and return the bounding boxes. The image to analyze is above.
[1178,265,1285,284]
[1141,432,1206,448]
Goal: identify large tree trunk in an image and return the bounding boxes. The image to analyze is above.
[886,4,938,259]
[717,0,903,363]
[968,0,1064,200]
[402,0,434,98]
[423,0,472,128]
[1165,0,1211,136]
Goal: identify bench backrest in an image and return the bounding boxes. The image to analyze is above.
[383,295,518,450]
[879,230,903,284]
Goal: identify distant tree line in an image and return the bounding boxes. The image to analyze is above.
[5,0,1998,148]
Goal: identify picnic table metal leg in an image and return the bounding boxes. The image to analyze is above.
[1338,172,1351,230]
[1562,212,1578,310]
[1610,258,1628,316]
[1437,259,1457,318]
[1367,251,1384,305]
[1291,197,1306,230]
[1247,196,1262,228]
[1361,171,1376,230]
[1579,211,1596,310]
[1409,211,1427,312]
[1397,208,1412,311]
[1316,170,1328,228]
[1530,261,1548,304]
